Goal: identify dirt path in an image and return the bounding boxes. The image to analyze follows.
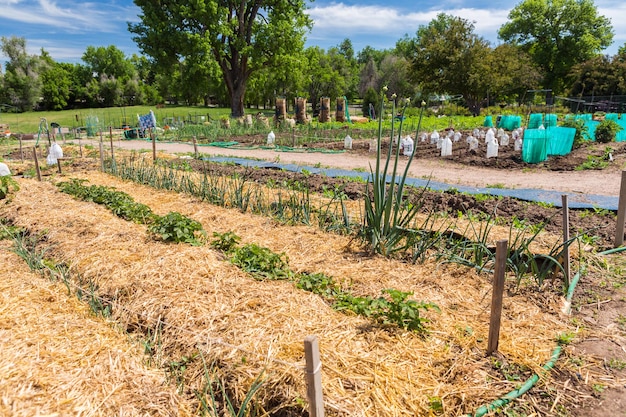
[93,138,624,197]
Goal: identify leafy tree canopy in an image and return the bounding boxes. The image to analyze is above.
[129,0,312,117]
[498,0,613,94]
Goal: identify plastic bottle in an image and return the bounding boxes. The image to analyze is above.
[344,134,353,150]
[403,136,414,156]
[419,132,428,143]
[514,136,523,151]
[486,138,499,158]
[469,136,479,151]
[441,137,452,157]
[501,133,510,147]
[485,128,495,144]
[267,130,275,145]
[430,130,439,145]
[453,131,462,142]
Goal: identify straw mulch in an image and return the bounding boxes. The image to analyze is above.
[0,172,573,416]
[0,240,193,416]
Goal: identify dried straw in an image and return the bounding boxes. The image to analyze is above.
[0,240,193,417]
[0,173,573,416]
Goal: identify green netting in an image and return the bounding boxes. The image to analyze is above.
[483,116,493,127]
[617,120,626,142]
[528,113,543,129]
[498,115,522,130]
[522,129,548,163]
[606,113,619,121]
[544,113,558,128]
[546,127,576,155]
[575,114,593,121]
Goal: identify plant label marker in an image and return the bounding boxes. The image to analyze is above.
[487,239,508,355]
[616,171,626,247]
[192,136,198,158]
[304,335,324,417]
[562,195,570,287]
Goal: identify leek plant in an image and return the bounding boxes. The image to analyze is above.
[362,88,426,256]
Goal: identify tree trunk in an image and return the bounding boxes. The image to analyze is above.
[229,84,245,117]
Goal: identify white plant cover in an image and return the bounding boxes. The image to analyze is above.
[0,162,10,176]
[46,143,63,165]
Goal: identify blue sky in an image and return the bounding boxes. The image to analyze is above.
[0,0,624,65]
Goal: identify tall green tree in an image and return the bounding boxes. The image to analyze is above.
[0,36,47,111]
[40,62,73,110]
[129,0,312,117]
[82,45,136,81]
[498,0,613,94]
[477,44,541,106]
[403,14,492,114]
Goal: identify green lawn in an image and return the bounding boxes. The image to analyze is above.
[0,104,487,139]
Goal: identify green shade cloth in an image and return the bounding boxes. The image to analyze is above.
[497,115,522,130]
[546,127,576,155]
[544,113,557,128]
[528,113,543,129]
[522,129,548,163]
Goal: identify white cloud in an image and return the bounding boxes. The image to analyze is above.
[307,2,624,54]
[0,0,134,33]
[307,4,510,46]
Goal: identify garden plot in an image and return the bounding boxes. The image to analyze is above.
[0,240,192,416]
[0,172,573,416]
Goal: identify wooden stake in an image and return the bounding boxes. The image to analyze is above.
[109,126,115,165]
[57,159,62,174]
[32,147,41,181]
[19,136,23,163]
[487,239,508,355]
[192,135,198,158]
[151,128,156,161]
[561,195,570,287]
[99,130,104,172]
[304,336,324,417]
[615,171,626,247]
[79,138,83,158]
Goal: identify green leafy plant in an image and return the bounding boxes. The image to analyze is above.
[334,289,439,333]
[0,175,19,200]
[211,231,241,252]
[230,243,291,280]
[295,272,340,298]
[149,211,205,245]
[595,119,622,143]
[362,89,427,256]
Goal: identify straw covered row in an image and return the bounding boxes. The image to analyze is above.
[0,240,193,416]
[0,172,572,416]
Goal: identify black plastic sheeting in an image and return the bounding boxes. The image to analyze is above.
[207,157,620,211]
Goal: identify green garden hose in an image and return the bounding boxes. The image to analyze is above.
[468,244,626,416]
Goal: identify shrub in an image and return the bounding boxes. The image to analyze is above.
[595,119,622,143]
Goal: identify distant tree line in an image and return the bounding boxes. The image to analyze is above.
[1,0,625,117]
